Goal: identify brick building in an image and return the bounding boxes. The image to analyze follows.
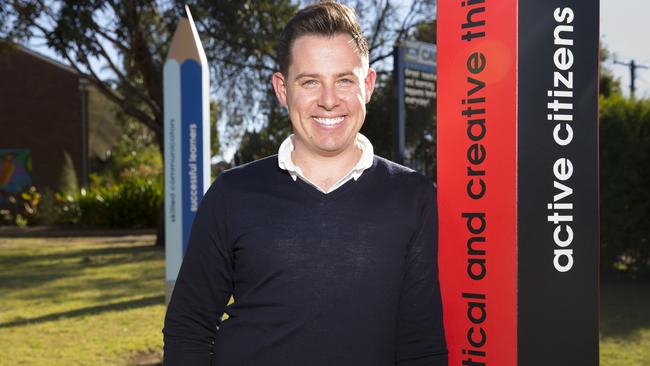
[0,46,120,197]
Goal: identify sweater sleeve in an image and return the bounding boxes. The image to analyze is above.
[162,179,233,365]
[395,182,448,366]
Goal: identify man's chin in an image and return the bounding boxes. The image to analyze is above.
[312,141,358,158]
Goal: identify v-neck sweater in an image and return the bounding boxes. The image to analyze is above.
[163,155,447,366]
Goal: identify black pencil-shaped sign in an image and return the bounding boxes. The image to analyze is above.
[437,1,599,365]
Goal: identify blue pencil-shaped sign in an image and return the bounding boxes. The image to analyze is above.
[164,5,210,301]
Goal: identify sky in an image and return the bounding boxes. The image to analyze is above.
[600,0,650,98]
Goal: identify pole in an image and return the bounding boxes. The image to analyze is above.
[393,46,405,165]
[614,59,649,96]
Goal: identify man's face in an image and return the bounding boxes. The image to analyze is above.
[272,33,376,158]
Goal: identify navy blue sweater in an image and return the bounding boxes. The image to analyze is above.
[163,155,447,365]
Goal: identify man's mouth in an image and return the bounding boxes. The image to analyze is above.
[313,116,345,128]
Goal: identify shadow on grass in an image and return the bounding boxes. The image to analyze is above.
[600,280,650,339]
[0,244,160,269]
[0,294,165,329]
[0,245,163,292]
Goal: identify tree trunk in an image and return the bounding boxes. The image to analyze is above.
[155,203,165,247]
[155,127,165,247]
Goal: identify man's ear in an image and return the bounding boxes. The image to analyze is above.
[364,67,377,104]
[272,72,288,107]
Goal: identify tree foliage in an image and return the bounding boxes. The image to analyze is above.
[0,0,177,148]
[600,44,623,98]
[599,95,650,277]
[595,42,650,277]
[361,18,437,180]
[0,0,436,242]
[1,0,436,161]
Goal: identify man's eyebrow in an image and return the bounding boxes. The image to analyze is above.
[335,72,356,78]
[294,72,357,80]
[294,72,320,80]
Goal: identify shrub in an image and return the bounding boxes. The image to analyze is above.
[0,186,41,226]
[54,191,82,225]
[600,95,650,277]
[59,151,79,195]
[76,177,162,229]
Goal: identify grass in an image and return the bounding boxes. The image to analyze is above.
[0,235,165,366]
[0,235,648,365]
[600,280,650,365]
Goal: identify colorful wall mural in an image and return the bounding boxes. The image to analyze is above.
[0,149,32,205]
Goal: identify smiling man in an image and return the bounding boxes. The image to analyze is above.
[162,2,447,365]
[272,30,375,193]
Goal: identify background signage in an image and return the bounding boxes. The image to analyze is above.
[394,40,437,177]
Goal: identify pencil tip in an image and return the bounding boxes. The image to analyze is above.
[165,5,207,65]
[184,4,193,22]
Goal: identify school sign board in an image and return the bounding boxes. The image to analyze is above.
[163,6,211,301]
[394,41,437,177]
[437,1,599,365]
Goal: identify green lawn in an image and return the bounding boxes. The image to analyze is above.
[0,235,648,365]
[600,280,650,366]
[0,235,165,366]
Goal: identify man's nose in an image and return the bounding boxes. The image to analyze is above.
[317,84,339,110]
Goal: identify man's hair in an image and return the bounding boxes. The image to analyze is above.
[277,1,369,76]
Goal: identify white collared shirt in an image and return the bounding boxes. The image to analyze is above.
[277,133,374,194]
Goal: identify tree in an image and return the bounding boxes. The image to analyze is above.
[600,44,623,98]
[362,17,437,179]
[599,95,650,277]
[187,0,297,160]
[0,0,292,245]
[1,0,176,244]
[598,42,649,277]
[1,1,176,150]
[0,0,435,243]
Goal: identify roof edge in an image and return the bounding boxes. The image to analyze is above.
[15,45,81,76]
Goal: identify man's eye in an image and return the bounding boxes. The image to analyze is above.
[302,80,318,87]
[338,78,353,85]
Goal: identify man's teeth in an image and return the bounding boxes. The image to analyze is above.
[314,117,344,125]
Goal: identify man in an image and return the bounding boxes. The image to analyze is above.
[163,2,447,365]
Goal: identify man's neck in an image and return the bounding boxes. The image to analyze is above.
[291,139,363,192]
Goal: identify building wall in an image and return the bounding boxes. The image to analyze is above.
[0,47,84,192]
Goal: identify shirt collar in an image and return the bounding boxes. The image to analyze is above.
[277,133,374,182]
